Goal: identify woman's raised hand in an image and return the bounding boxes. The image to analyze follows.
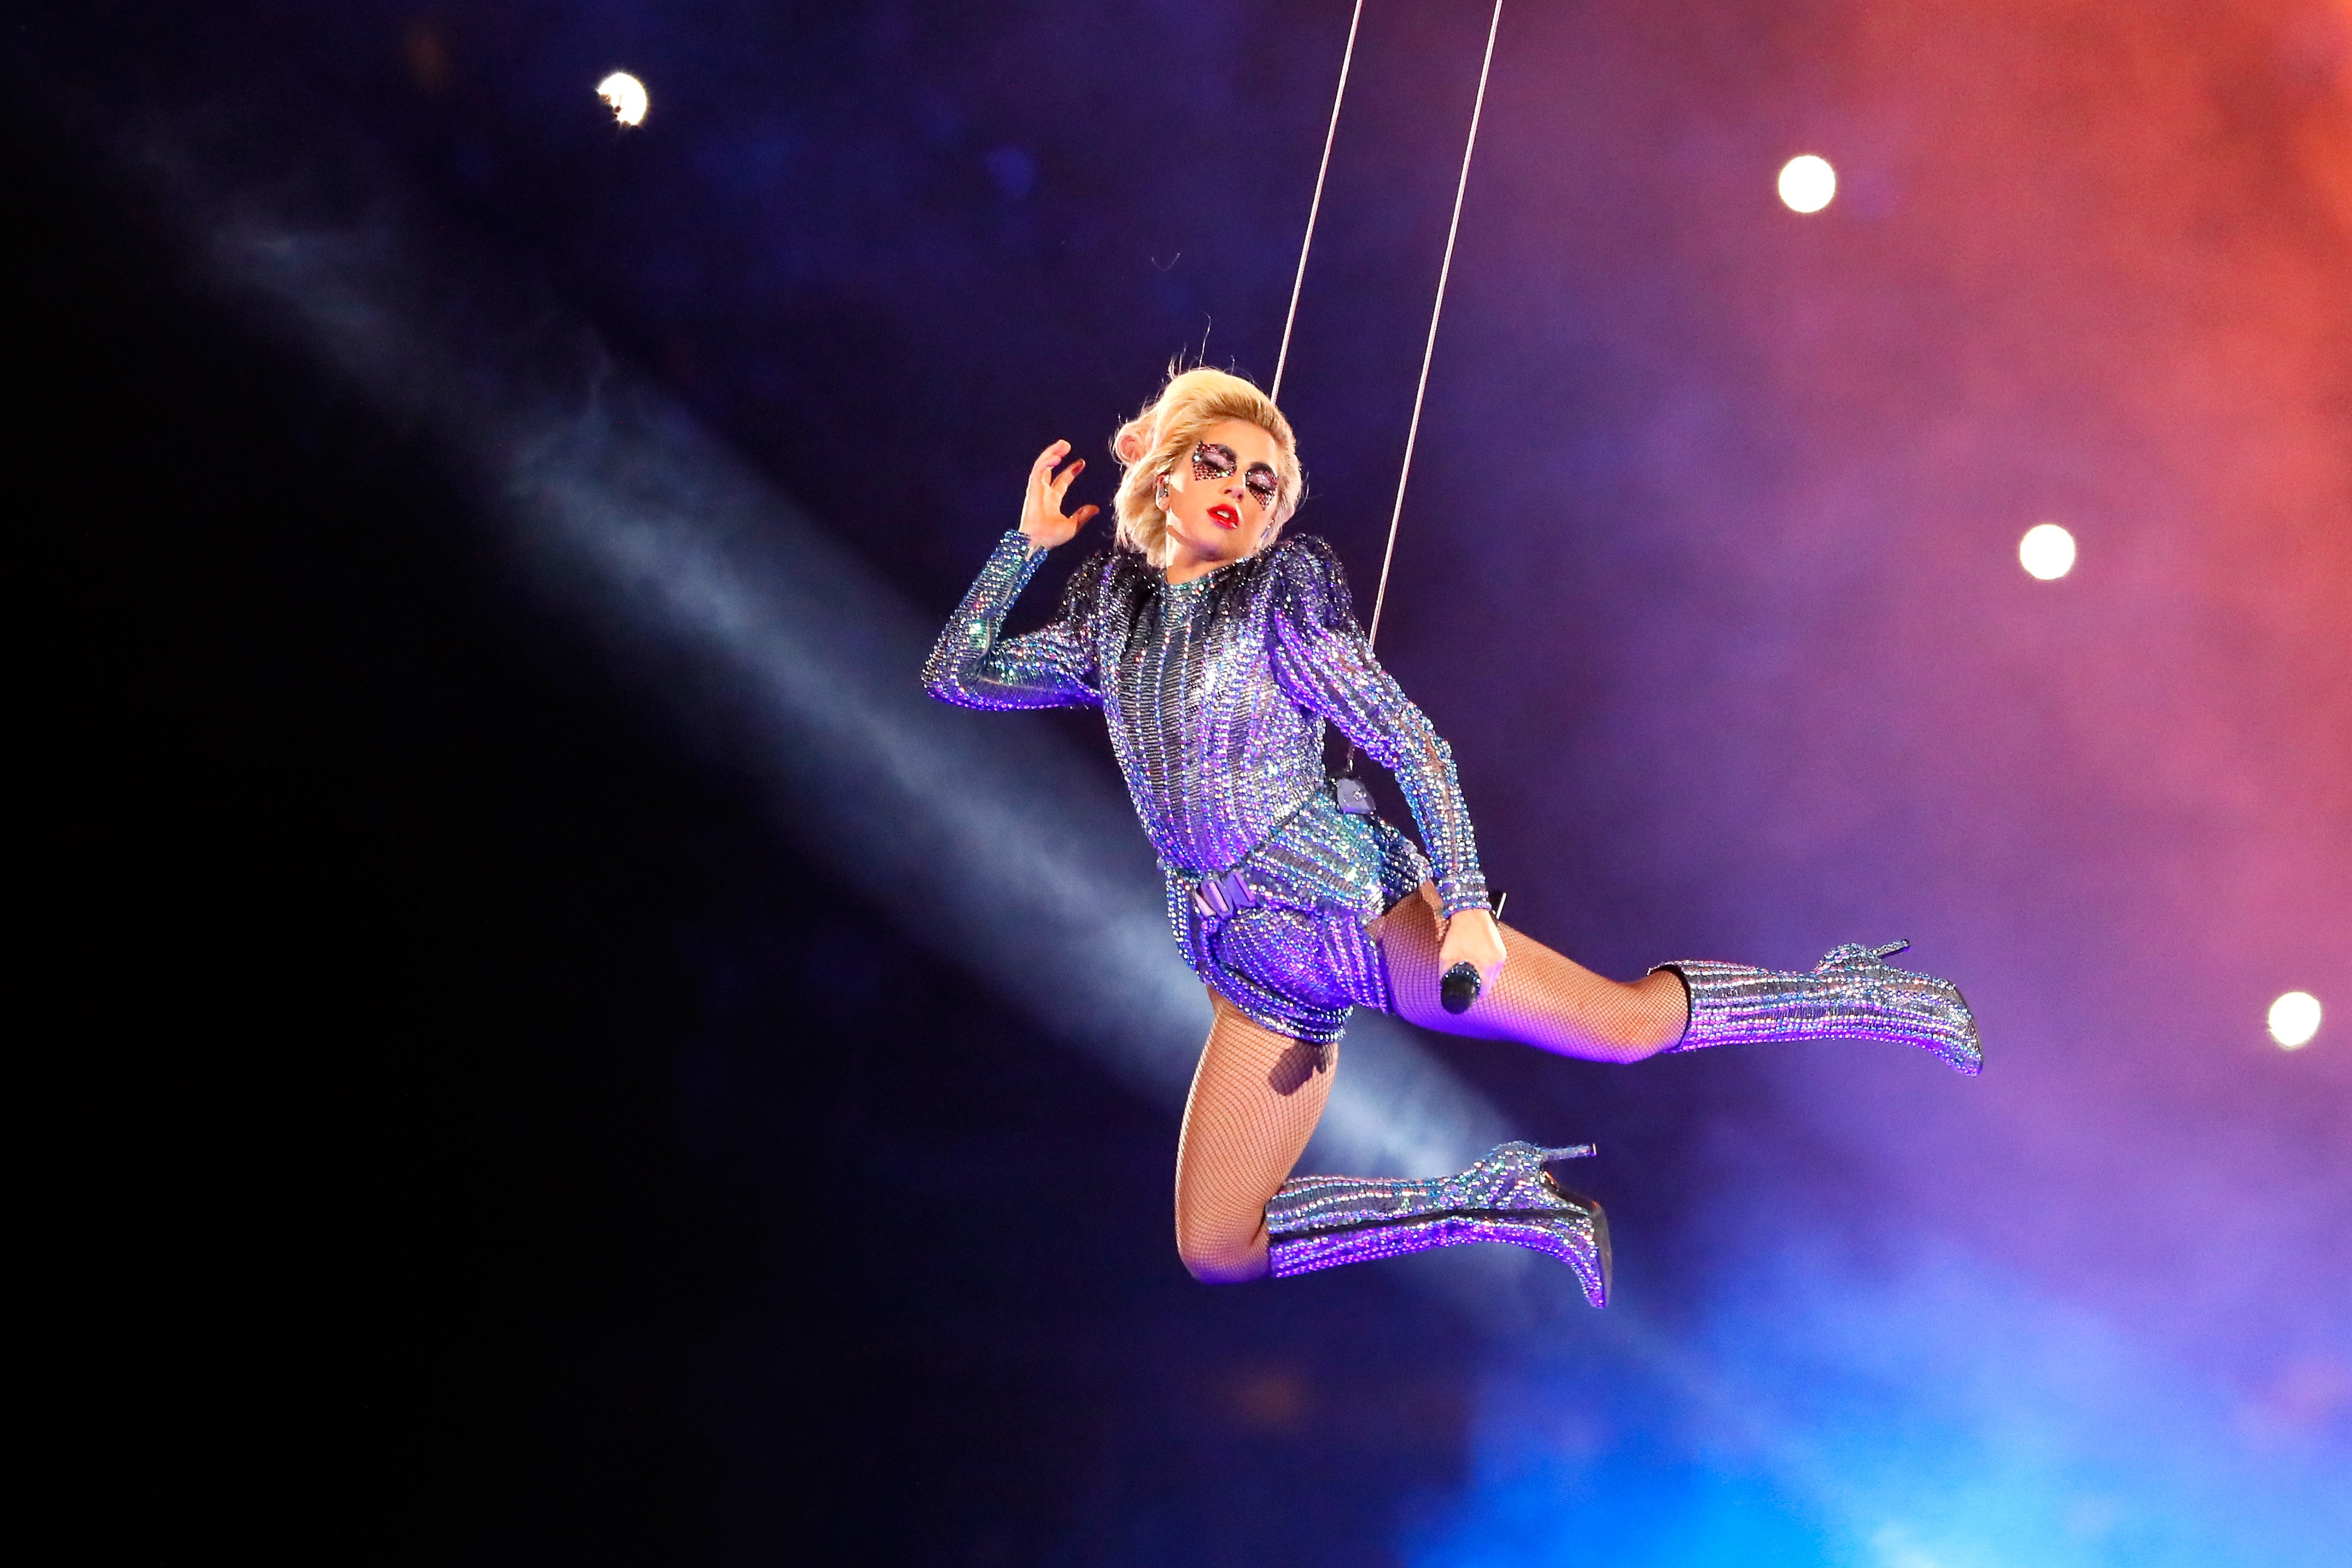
[1020,440,1101,551]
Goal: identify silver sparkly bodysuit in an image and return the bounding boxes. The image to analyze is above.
[924,530,1488,1044]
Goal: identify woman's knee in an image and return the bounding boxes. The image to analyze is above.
[1614,971,1690,1055]
[1175,1223,1270,1283]
[1173,1189,1272,1282]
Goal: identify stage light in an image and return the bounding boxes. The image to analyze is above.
[597,71,648,127]
[2268,991,2321,1049]
[2019,522,2076,580]
[1777,154,1836,214]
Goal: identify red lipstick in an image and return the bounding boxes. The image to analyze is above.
[1208,503,1241,530]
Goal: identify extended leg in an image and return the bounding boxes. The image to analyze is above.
[1172,992,1340,1283]
[1383,884,1980,1074]
[1381,884,1689,1063]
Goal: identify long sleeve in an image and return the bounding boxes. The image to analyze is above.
[1265,537,1489,915]
[922,531,1103,710]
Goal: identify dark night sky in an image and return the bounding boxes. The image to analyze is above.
[16,104,1503,1565]
[15,4,2351,1564]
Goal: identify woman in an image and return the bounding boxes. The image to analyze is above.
[923,368,1977,1306]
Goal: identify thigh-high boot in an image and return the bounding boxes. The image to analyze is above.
[1265,1141,1611,1307]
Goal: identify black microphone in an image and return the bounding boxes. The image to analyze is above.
[1440,962,1482,1015]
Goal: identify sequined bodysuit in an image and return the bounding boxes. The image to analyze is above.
[924,530,1488,1044]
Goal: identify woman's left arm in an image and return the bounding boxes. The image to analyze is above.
[1265,538,1491,920]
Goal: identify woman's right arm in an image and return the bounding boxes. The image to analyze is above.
[921,439,1104,711]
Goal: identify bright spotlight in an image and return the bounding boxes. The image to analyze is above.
[1777,154,1837,214]
[597,71,648,127]
[2268,992,2321,1049]
[2019,522,2076,581]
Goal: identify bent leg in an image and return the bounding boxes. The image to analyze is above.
[1382,884,1688,1063]
[1173,992,1338,1283]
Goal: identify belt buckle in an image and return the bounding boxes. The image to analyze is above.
[1191,870,1255,920]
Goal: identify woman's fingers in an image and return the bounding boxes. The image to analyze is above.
[1438,908,1509,987]
[1021,440,1092,543]
[1028,441,1068,500]
[1071,503,1100,528]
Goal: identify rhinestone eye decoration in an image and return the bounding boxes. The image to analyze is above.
[1190,442,1282,512]
[1189,441,1235,483]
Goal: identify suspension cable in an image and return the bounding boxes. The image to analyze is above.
[1365,0,1503,651]
[1269,0,1364,404]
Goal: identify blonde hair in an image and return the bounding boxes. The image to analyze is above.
[1109,366,1304,566]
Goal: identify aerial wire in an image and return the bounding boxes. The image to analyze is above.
[1269,0,1365,404]
[1365,0,1503,651]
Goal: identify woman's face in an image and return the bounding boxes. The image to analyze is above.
[1158,418,1285,576]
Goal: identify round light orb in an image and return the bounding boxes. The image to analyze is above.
[2268,991,2321,1049]
[597,71,649,127]
[1777,154,1837,214]
[2019,522,2077,581]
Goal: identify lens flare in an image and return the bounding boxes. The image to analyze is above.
[2268,991,2321,1049]
[1777,154,1837,213]
[2019,522,2076,580]
[597,71,648,127]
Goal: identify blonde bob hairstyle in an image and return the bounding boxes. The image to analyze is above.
[1109,366,1304,567]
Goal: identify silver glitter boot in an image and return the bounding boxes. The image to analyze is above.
[1655,940,1981,1075]
[1265,1141,1612,1307]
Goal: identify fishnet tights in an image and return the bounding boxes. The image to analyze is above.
[1173,993,1336,1282]
[1171,884,1689,1282]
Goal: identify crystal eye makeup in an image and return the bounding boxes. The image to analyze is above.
[1190,442,1237,482]
[1189,441,1282,512]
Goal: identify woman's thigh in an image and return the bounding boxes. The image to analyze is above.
[1379,883,1683,1063]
